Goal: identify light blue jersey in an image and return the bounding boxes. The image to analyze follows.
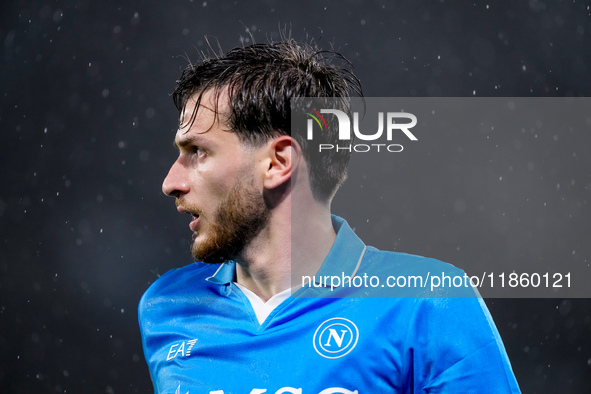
[139,216,520,393]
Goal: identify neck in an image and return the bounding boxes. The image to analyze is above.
[235,197,335,302]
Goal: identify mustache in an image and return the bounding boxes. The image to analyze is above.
[175,198,204,217]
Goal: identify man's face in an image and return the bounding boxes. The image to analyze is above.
[162,91,270,264]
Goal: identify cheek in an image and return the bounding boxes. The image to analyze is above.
[188,167,237,204]
[189,148,257,201]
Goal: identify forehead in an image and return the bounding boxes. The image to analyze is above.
[175,90,232,144]
[180,89,230,129]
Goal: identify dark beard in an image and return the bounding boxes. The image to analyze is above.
[192,178,270,265]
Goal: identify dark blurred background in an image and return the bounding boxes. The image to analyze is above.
[1,0,590,393]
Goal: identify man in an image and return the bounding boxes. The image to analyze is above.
[139,39,521,393]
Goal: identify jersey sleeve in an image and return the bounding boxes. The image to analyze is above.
[410,296,521,393]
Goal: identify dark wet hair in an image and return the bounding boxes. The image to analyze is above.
[172,38,362,201]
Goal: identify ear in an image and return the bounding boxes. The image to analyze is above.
[261,136,301,190]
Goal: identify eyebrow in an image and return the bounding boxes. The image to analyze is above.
[174,134,203,150]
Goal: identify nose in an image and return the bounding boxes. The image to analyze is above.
[162,157,189,197]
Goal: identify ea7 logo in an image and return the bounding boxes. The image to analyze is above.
[306,109,417,141]
[313,318,359,359]
[167,339,198,361]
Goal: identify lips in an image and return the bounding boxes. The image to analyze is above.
[176,205,201,232]
[189,214,200,231]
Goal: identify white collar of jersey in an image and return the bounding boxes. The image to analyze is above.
[206,215,367,290]
[233,282,291,324]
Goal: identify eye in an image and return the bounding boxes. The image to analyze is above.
[191,145,205,157]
